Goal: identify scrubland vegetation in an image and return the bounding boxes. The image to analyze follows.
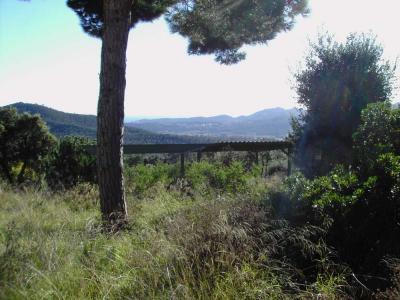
[1,120,400,299]
[0,166,347,299]
[1,33,400,299]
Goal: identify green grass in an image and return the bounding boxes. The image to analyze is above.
[0,177,348,300]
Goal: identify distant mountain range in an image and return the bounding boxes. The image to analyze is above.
[3,102,216,144]
[3,102,296,142]
[127,107,298,139]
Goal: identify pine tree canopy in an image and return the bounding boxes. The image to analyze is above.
[67,0,309,64]
[66,0,178,37]
[167,0,309,63]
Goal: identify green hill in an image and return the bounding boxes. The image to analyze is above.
[4,102,214,144]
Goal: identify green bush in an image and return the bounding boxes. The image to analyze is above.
[124,160,260,196]
[291,33,396,178]
[186,161,251,193]
[125,163,179,195]
[353,101,400,174]
[278,152,400,293]
[0,108,56,184]
[46,136,97,189]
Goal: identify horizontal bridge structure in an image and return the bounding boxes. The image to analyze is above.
[124,141,292,154]
[85,141,294,176]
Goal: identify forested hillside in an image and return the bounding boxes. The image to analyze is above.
[4,102,216,144]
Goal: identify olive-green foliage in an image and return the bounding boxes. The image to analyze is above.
[292,32,396,177]
[0,108,56,184]
[353,101,400,174]
[46,136,97,189]
[186,161,257,193]
[125,163,179,195]
[303,154,399,291]
[125,160,261,196]
[269,158,399,296]
[277,103,400,295]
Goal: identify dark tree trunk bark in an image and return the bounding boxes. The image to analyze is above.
[97,0,132,225]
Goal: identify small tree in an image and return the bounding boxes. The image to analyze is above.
[0,108,56,184]
[46,136,97,189]
[291,33,396,177]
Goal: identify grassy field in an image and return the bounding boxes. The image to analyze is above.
[0,168,349,300]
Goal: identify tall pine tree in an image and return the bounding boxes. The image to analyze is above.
[67,0,309,225]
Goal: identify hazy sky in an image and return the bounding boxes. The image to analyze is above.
[0,0,399,117]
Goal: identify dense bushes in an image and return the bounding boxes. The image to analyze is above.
[46,136,97,189]
[291,33,396,177]
[287,155,399,294]
[186,161,257,193]
[125,163,179,194]
[0,108,97,188]
[272,103,400,296]
[353,101,400,174]
[0,108,56,184]
[124,160,262,196]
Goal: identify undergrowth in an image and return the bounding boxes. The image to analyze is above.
[0,178,348,300]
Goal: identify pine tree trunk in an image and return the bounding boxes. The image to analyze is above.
[97,0,131,225]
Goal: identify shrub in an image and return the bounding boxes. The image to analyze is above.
[291,33,396,177]
[46,136,97,189]
[186,161,250,193]
[0,108,56,184]
[280,153,400,293]
[125,163,179,195]
[353,101,400,175]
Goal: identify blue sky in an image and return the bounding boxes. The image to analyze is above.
[0,0,399,117]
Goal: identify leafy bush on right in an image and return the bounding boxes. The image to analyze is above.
[281,102,400,296]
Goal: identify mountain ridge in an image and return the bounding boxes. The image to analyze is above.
[2,102,217,144]
[3,102,296,141]
[127,107,298,138]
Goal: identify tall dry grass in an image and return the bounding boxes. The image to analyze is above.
[1,177,347,299]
